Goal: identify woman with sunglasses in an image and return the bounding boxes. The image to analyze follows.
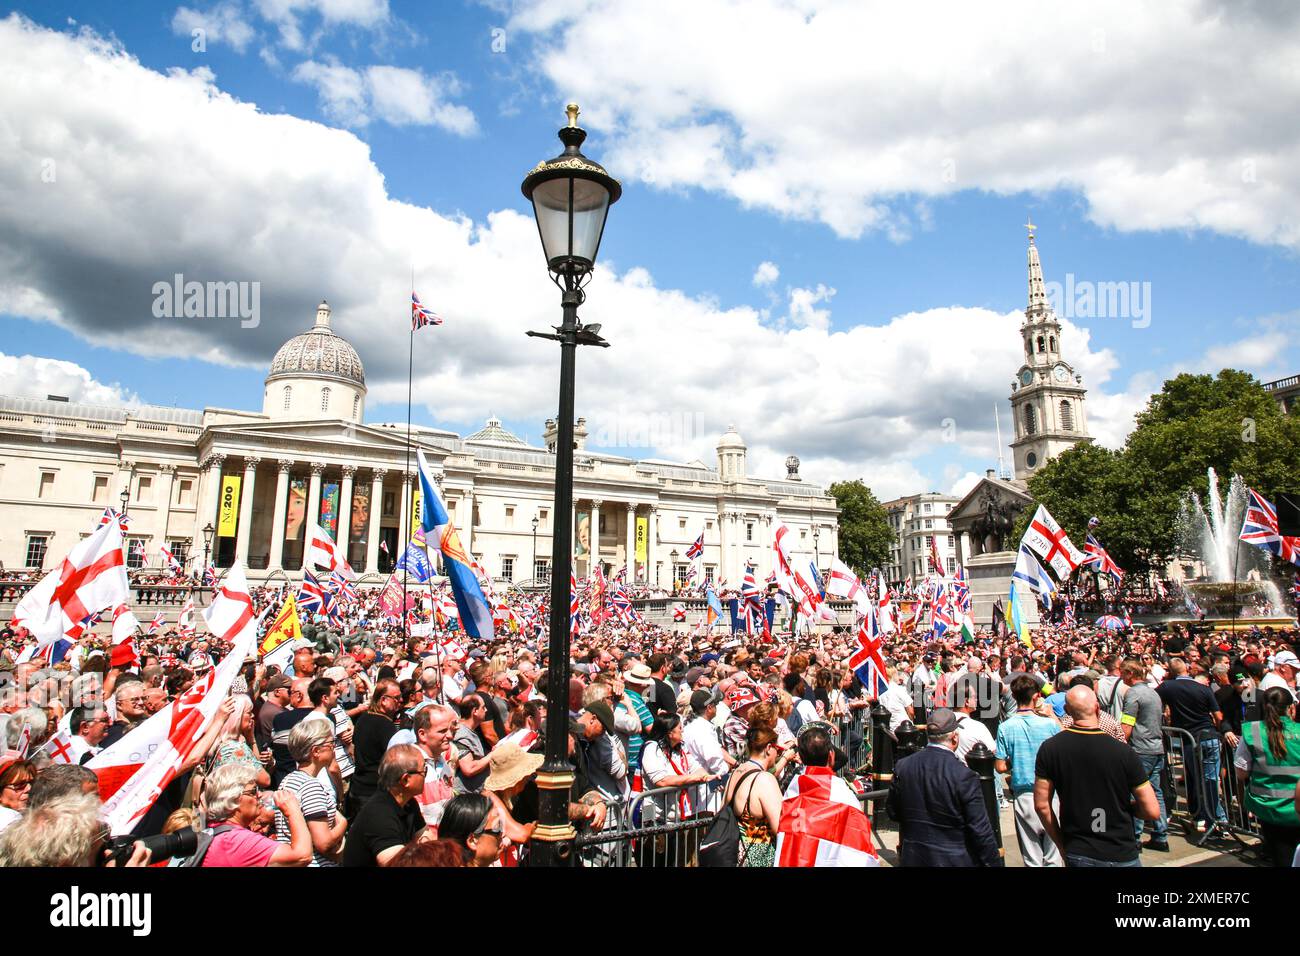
[0,757,35,834]
[197,763,312,867]
[438,793,503,867]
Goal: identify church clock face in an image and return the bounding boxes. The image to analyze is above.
[1053,364,1069,383]
[1020,368,1033,386]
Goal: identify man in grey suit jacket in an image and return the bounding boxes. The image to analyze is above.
[886,708,1002,867]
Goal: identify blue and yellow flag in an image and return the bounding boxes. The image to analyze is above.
[417,449,493,638]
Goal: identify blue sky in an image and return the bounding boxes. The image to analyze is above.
[1,1,1297,499]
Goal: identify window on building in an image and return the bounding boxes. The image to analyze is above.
[25,534,49,569]
[947,557,956,573]
[926,535,934,547]
[706,520,713,531]
[137,475,152,503]
[947,535,953,547]
[801,530,807,541]
[1060,400,1073,431]
[126,537,147,570]
[38,471,55,499]
[672,562,688,583]
[922,503,931,514]
[1037,335,1045,353]
[383,492,395,517]
[283,386,291,410]
[539,509,548,530]
[924,519,932,529]
[1049,336,1056,352]
[321,387,331,412]
[534,558,551,583]
[944,503,951,513]
[679,518,686,531]
[352,395,359,419]
[501,556,514,582]
[92,475,109,504]
[505,506,515,528]
[746,522,753,542]
[169,540,191,567]
[705,566,715,584]
[177,479,194,505]
[1024,404,1036,435]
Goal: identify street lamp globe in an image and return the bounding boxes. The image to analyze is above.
[203,522,215,552]
[521,103,622,285]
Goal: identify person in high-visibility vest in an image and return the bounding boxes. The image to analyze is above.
[1233,687,1300,867]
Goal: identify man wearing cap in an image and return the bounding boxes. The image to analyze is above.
[684,689,735,811]
[1260,649,1299,701]
[575,700,628,801]
[886,708,1001,867]
[258,674,293,744]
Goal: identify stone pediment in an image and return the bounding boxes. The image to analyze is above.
[207,420,448,455]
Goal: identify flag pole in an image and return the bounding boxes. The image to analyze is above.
[402,270,415,647]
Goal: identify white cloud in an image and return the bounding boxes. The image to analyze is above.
[292,58,476,132]
[752,260,779,287]
[252,0,390,50]
[949,470,983,499]
[171,3,256,52]
[0,14,1228,504]
[507,0,1300,249]
[0,352,139,406]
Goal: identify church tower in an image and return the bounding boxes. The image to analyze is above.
[1009,222,1092,480]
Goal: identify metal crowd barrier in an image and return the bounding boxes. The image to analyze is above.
[1160,726,1257,848]
[571,783,711,868]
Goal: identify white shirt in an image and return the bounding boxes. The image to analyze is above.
[795,698,820,725]
[1259,672,1297,701]
[879,683,913,732]
[954,713,995,766]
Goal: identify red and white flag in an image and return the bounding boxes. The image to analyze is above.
[12,518,128,647]
[826,557,871,615]
[161,545,183,572]
[1021,505,1085,578]
[42,728,77,765]
[88,564,260,834]
[177,597,196,638]
[775,766,878,868]
[111,603,140,645]
[305,522,357,580]
[773,523,822,618]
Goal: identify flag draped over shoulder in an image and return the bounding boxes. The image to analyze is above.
[89,564,260,834]
[12,518,129,646]
[417,449,493,639]
[776,766,878,867]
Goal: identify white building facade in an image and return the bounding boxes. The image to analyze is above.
[882,493,960,584]
[0,301,838,587]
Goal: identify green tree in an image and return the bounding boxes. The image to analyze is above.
[1024,369,1300,577]
[827,480,894,576]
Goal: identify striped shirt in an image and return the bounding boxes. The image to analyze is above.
[275,769,338,867]
[622,690,654,771]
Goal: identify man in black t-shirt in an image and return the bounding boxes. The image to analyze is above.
[270,679,313,787]
[348,678,403,815]
[1034,687,1159,866]
[343,744,428,866]
[1155,658,1226,826]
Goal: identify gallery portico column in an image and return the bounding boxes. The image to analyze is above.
[399,473,412,545]
[625,504,636,580]
[235,457,260,566]
[268,459,292,572]
[338,466,355,556]
[155,464,176,553]
[305,462,324,536]
[366,469,386,573]
[199,454,225,532]
[590,499,602,573]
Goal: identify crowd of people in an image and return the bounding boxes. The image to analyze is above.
[0,571,1298,869]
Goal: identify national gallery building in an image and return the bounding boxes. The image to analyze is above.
[0,301,838,588]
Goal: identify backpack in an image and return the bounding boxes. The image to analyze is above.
[177,824,239,868]
[698,767,761,868]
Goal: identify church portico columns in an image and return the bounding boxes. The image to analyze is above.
[268,459,292,571]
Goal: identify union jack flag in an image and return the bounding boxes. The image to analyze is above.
[330,570,358,604]
[1062,598,1076,627]
[848,614,889,697]
[147,610,165,634]
[298,569,326,614]
[685,533,704,561]
[1240,488,1300,565]
[96,507,130,534]
[569,569,581,637]
[411,291,443,330]
[951,565,971,614]
[740,562,765,634]
[1082,534,1125,584]
[610,582,641,625]
[202,565,218,587]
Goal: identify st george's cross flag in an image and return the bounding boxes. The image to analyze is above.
[160,545,183,573]
[1021,505,1086,578]
[776,765,878,867]
[12,517,129,648]
[827,556,871,614]
[89,564,260,834]
[773,523,823,619]
[305,522,357,580]
[41,728,77,766]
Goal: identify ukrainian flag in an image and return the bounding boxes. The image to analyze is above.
[705,584,724,629]
[1007,581,1031,648]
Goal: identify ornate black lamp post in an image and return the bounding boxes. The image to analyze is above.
[531,515,540,588]
[119,486,130,518]
[522,103,620,867]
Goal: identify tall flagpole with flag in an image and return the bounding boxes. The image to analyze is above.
[405,283,445,646]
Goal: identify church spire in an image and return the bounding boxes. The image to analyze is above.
[1024,219,1051,321]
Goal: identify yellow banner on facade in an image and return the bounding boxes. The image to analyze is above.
[410,488,421,542]
[260,590,302,658]
[217,475,241,538]
[635,517,648,562]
